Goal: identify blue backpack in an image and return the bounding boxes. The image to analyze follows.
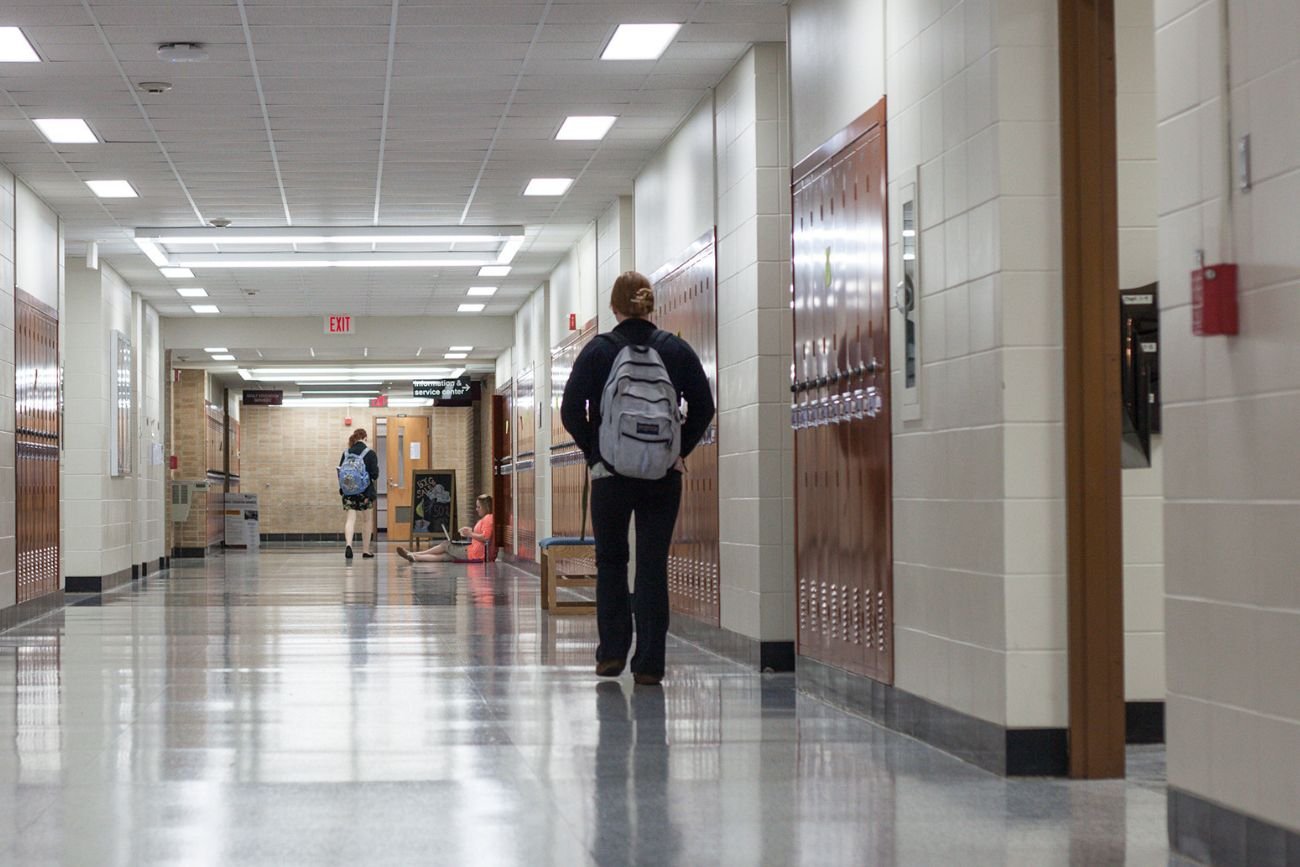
[338,447,373,496]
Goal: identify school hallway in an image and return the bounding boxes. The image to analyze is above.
[0,550,1179,866]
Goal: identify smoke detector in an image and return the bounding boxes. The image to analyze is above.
[208,217,233,228]
[137,81,173,94]
[157,43,208,63]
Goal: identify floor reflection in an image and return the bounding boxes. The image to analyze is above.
[0,548,1180,866]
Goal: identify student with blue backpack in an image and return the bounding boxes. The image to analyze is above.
[560,271,715,686]
[338,428,379,560]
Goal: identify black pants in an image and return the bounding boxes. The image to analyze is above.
[590,471,682,677]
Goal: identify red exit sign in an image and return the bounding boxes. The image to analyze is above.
[325,315,354,335]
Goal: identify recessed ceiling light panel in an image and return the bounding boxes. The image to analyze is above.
[524,178,573,196]
[458,303,485,313]
[176,288,208,298]
[160,267,194,279]
[444,353,468,360]
[210,354,235,361]
[601,23,681,60]
[204,347,228,353]
[86,180,138,198]
[449,346,474,352]
[0,27,41,63]
[467,286,498,297]
[556,115,617,141]
[33,118,97,144]
[190,304,220,314]
[478,265,511,277]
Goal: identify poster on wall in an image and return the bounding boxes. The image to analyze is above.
[109,330,132,477]
[411,469,456,537]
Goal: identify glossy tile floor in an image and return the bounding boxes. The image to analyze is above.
[0,549,1185,866]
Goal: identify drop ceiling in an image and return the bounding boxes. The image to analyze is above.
[0,0,787,319]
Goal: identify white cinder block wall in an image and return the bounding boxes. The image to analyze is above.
[1158,0,1300,836]
[64,260,166,580]
[0,170,15,608]
[1115,0,1166,703]
[597,197,635,334]
[714,44,795,642]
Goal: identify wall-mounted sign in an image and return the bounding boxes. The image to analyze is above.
[412,377,476,405]
[242,389,284,406]
[325,314,354,335]
[368,394,388,408]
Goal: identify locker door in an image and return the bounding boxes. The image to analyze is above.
[15,291,60,604]
[793,108,893,683]
[651,235,719,625]
[515,368,536,561]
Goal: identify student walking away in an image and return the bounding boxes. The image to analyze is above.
[338,428,379,560]
[396,494,495,563]
[560,271,715,686]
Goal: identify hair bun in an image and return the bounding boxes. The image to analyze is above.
[631,287,655,315]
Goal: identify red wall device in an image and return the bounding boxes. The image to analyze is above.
[1192,262,1238,336]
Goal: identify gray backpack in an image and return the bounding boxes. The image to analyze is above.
[597,331,682,479]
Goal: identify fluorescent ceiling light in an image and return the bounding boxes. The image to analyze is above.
[496,235,524,264]
[601,23,681,60]
[135,239,169,267]
[190,304,220,314]
[160,267,194,278]
[86,180,137,198]
[238,369,253,381]
[281,397,434,408]
[449,346,473,352]
[458,303,485,313]
[478,265,510,277]
[556,115,617,141]
[34,118,98,144]
[444,353,468,360]
[176,287,208,298]
[296,381,384,387]
[136,226,522,244]
[250,367,455,382]
[524,178,573,196]
[467,286,497,297]
[169,256,504,269]
[0,27,41,63]
[204,347,228,353]
[298,389,379,395]
[210,354,236,361]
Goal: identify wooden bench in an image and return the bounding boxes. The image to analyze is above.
[538,537,597,615]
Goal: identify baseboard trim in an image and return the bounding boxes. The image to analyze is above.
[172,547,207,559]
[797,656,1069,776]
[667,613,795,672]
[1169,787,1300,867]
[259,533,353,543]
[65,566,135,594]
[0,591,66,632]
[1126,700,1165,744]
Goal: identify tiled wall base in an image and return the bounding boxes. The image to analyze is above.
[668,612,795,672]
[1126,700,1164,744]
[1169,787,1300,867]
[260,533,360,544]
[797,656,1069,776]
[172,547,208,559]
[65,566,135,594]
[0,591,66,632]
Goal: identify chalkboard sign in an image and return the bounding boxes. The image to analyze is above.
[411,468,457,537]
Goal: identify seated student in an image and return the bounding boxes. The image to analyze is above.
[396,494,495,563]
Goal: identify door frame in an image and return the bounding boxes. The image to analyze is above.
[1058,0,1126,778]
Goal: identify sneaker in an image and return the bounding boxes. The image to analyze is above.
[345,545,353,560]
[595,659,625,678]
[632,673,663,686]
[395,547,414,563]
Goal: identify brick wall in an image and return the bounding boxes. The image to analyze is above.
[170,369,215,552]
[240,405,482,535]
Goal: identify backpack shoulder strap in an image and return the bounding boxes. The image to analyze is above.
[600,330,630,351]
[648,329,673,352]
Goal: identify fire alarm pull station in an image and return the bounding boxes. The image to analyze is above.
[1191,262,1238,336]
[569,313,577,330]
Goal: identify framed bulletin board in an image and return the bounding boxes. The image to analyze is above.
[411,468,457,538]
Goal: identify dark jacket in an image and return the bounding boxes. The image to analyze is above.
[339,441,380,498]
[560,318,715,472]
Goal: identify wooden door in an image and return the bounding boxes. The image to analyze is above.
[515,368,536,561]
[550,325,596,538]
[15,290,60,604]
[792,103,894,683]
[384,415,430,542]
[492,388,513,550]
[651,233,720,625]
